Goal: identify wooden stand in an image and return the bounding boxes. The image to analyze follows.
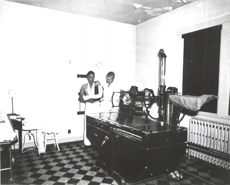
[0,139,18,183]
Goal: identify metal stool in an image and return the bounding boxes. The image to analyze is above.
[22,128,39,154]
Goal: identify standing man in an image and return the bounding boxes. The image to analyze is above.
[78,71,102,146]
[100,71,120,111]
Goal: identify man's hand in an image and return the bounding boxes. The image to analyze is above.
[95,81,101,86]
[87,99,96,103]
[85,98,100,103]
[78,96,85,103]
[79,97,100,103]
[99,98,104,102]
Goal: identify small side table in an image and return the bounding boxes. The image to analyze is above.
[0,138,18,183]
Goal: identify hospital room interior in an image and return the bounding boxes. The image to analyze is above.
[0,0,230,184]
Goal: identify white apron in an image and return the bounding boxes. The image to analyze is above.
[83,82,102,146]
[100,83,120,112]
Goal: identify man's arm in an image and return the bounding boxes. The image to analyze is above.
[86,85,103,99]
[78,84,94,103]
[79,84,103,103]
[78,85,86,103]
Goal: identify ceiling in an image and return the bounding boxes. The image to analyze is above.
[7,0,197,25]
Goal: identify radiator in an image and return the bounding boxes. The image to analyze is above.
[188,118,230,170]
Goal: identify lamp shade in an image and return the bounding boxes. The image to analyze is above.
[8,89,16,97]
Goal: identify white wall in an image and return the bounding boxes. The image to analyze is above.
[1,0,229,147]
[0,1,136,145]
[136,0,230,125]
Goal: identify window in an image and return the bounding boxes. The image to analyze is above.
[182,25,222,113]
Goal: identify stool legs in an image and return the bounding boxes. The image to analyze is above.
[43,132,60,153]
[22,130,39,154]
[54,133,60,151]
[44,132,47,153]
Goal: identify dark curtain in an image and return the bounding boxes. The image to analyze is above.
[182,25,222,113]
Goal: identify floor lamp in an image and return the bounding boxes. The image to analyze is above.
[8,89,16,115]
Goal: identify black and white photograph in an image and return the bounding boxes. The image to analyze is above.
[0,0,230,184]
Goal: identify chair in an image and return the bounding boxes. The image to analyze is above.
[42,129,60,153]
[19,117,45,155]
[7,114,24,157]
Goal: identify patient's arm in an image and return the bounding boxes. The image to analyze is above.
[83,85,103,100]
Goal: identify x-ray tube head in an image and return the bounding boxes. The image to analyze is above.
[159,49,167,86]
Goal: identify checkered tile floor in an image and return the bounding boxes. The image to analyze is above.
[1,141,230,185]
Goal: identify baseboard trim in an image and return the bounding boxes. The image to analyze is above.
[13,136,83,149]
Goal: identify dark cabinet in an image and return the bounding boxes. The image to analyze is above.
[86,112,187,184]
[117,138,186,183]
[87,124,117,169]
